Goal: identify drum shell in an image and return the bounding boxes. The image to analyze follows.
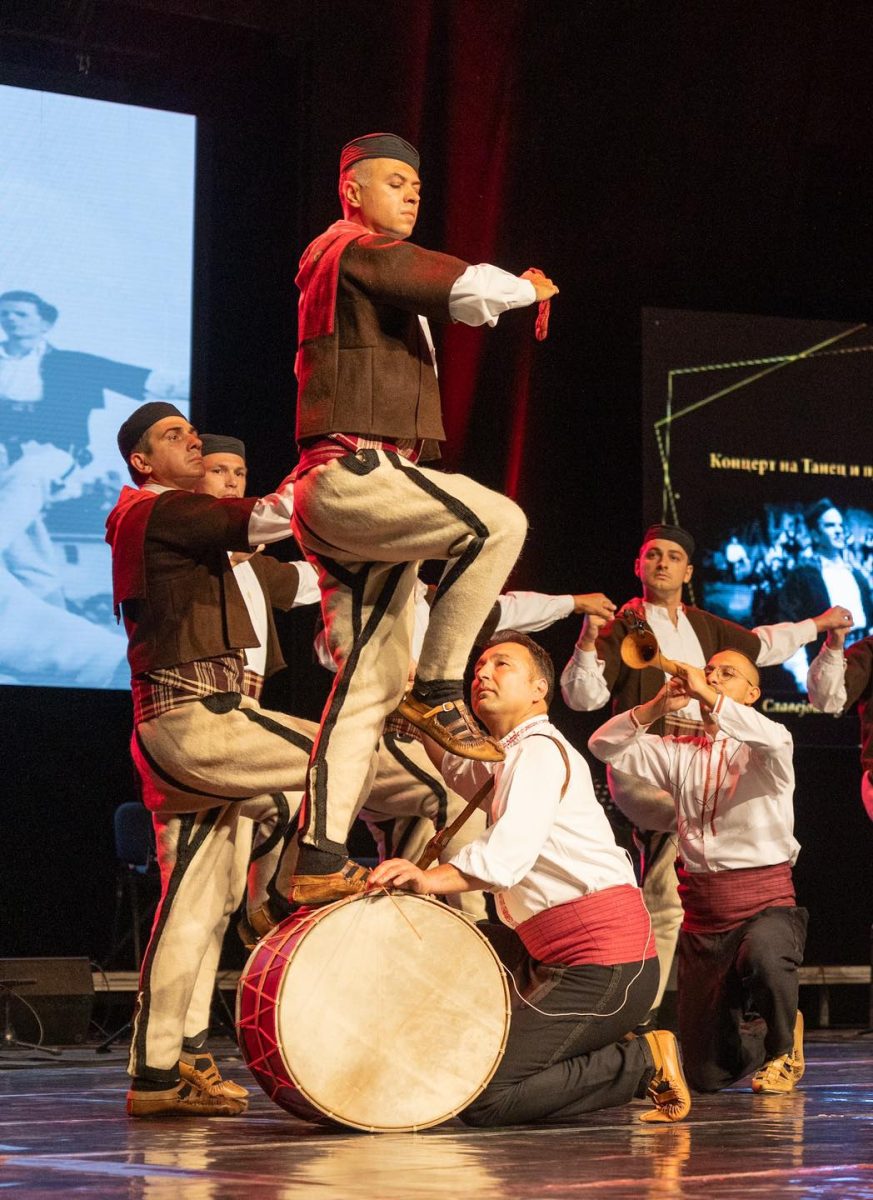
[236,892,510,1132]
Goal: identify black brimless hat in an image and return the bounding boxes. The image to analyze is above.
[200,434,246,460]
[117,402,187,460]
[641,523,696,559]
[339,132,420,174]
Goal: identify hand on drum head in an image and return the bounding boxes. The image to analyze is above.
[367,858,430,895]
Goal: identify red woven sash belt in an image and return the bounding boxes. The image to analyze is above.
[517,884,655,967]
[678,860,795,934]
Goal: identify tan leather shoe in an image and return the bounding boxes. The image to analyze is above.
[393,693,505,762]
[127,1078,247,1117]
[289,858,370,905]
[239,902,287,949]
[640,1030,692,1123]
[752,1011,805,1094]
[237,912,259,951]
[383,709,423,739]
[179,1050,249,1101]
[249,903,279,938]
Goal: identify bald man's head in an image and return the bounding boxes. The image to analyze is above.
[704,649,760,705]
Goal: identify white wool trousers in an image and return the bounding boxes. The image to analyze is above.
[361,731,488,922]
[292,449,527,855]
[128,699,317,1079]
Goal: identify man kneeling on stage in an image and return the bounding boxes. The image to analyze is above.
[368,633,690,1126]
[589,651,807,1095]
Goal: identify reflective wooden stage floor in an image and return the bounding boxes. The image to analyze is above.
[1,1034,871,1199]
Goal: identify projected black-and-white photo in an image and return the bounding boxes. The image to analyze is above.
[698,500,873,689]
[0,84,194,689]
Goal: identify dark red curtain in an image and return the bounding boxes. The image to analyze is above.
[297,0,535,494]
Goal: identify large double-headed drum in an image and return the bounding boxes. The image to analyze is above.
[236,892,510,1132]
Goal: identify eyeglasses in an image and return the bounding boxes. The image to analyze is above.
[704,664,756,687]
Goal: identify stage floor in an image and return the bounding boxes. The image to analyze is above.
[1,1034,871,1199]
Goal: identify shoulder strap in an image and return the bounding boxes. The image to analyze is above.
[414,733,572,870]
[530,733,572,799]
[415,773,494,871]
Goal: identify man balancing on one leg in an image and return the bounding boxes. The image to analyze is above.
[368,634,691,1126]
[589,651,807,1095]
[290,132,558,905]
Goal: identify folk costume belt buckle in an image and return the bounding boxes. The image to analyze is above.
[339,448,379,476]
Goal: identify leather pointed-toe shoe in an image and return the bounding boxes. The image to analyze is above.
[289,858,370,906]
[127,1078,247,1118]
[752,1011,805,1094]
[640,1029,692,1123]
[179,1050,249,1101]
[394,693,504,762]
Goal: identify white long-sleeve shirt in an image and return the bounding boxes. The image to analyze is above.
[806,643,849,714]
[233,557,319,676]
[588,698,799,874]
[448,265,537,327]
[494,590,575,634]
[314,583,574,673]
[246,477,297,546]
[414,266,536,375]
[560,602,817,719]
[445,716,636,926]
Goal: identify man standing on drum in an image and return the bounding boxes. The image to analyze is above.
[368,633,691,1126]
[290,132,558,906]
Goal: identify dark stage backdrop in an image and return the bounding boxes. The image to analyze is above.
[2,1,871,979]
[642,307,873,727]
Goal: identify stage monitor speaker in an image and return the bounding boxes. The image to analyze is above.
[0,958,94,1046]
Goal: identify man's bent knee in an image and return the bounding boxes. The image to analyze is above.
[459,1091,504,1127]
[496,497,528,546]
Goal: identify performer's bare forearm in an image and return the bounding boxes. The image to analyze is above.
[367,858,488,896]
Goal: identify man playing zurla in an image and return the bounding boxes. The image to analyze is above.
[561,522,850,1020]
[589,651,807,1095]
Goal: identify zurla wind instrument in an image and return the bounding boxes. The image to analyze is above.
[618,610,685,677]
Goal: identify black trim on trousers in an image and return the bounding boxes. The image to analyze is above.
[239,706,315,755]
[304,559,408,853]
[131,809,220,1078]
[309,550,360,592]
[249,793,291,862]
[385,450,490,609]
[383,731,449,830]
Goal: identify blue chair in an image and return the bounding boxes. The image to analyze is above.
[106,802,157,969]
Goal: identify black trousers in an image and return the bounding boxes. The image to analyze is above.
[677,905,808,1093]
[461,926,659,1127]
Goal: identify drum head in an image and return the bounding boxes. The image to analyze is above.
[270,893,509,1131]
